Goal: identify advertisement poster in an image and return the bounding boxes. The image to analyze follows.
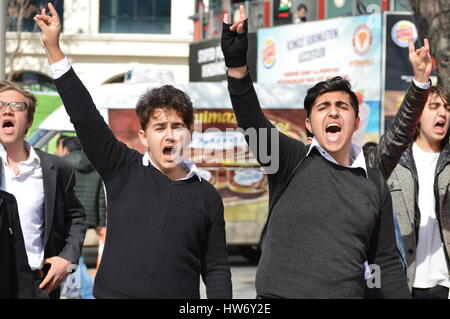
[257,13,383,145]
[189,33,257,82]
[382,13,434,130]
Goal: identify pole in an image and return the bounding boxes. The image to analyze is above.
[0,0,7,80]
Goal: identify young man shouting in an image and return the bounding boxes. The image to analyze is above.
[0,81,86,299]
[387,86,450,298]
[221,5,410,298]
[34,4,231,299]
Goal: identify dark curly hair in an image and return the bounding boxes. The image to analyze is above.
[136,85,194,130]
[304,76,359,118]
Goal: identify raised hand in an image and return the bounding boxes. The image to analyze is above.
[33,3,65,64]
[221,5,248,70]
[409,38,432,83]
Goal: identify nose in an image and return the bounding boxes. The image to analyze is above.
[165,127,175,141]
[328,105,339,118]
[437,105,447,117]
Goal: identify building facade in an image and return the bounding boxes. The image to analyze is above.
[6,0,195,89]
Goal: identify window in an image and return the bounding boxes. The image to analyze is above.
[7,0,64,32]
[99,0,171,34]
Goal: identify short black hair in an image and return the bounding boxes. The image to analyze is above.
[57,134,70,147]
[63,136,82,153]
[306,129,314,138]
[303,76,359,118]
[136,85,195,130]
[297,4,307,11]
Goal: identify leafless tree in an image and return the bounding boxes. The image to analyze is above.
[6,0,37,81]
[409,0,450,87]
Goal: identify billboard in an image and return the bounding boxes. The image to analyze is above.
[382,12,434,130]
[189,33,258,82]
[257,13,383,145]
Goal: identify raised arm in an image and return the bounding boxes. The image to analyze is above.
[221,5,305,179]
[34,4,137,180]
[33,4,65,65]
[366,39,432,179]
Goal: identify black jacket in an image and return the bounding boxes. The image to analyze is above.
[0,190,35,298]
[63,150,106,228]
[33,150,87,265]
[0,150,86,298]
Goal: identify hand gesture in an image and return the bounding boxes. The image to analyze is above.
[409,38,432,83]
[33,3,65,64]
[39,256,72,294]
[221,5,248,68]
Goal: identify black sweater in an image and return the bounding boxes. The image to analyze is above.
[54,68,232,299]
[227,72,410,298]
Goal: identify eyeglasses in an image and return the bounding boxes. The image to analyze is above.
[0,101,28,112]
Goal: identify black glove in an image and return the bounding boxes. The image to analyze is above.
[221,20,248,68]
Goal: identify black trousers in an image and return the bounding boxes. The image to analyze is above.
[412,285,449,299]
[29,270,60,299]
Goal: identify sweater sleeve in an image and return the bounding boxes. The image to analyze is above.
[227,72,305,182]
[366,173,411,299]
[201,199,232,299]
[52,68,138,181]
[366,81,429,179]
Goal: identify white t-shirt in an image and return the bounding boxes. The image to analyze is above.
[412,143,450,290]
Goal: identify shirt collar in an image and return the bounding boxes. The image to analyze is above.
[306,137,368,178]
[0,141,41,167]
[142,151,202,182]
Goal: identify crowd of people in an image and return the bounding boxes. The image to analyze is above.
[0,4,448,299]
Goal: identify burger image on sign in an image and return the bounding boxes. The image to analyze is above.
[391,20,418,47]
[262,37,276,69]
[352,24,373,56]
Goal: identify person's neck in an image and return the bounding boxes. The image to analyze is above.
[3,140,29,165]
[330,151,352,166]
[323,142,352,167]
[415,136,441,153]
[164,165,189,181]
[148,153,188,181]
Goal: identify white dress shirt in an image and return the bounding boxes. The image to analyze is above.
[0,143,45,270]
[142,152,202,182]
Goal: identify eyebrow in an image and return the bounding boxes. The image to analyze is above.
[152,122,186,127]
[316,100,350,107]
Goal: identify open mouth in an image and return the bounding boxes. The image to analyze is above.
[434,120,446,133]
[325,123,342,142]
[163,146,176,160]
[2,120,15,134]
